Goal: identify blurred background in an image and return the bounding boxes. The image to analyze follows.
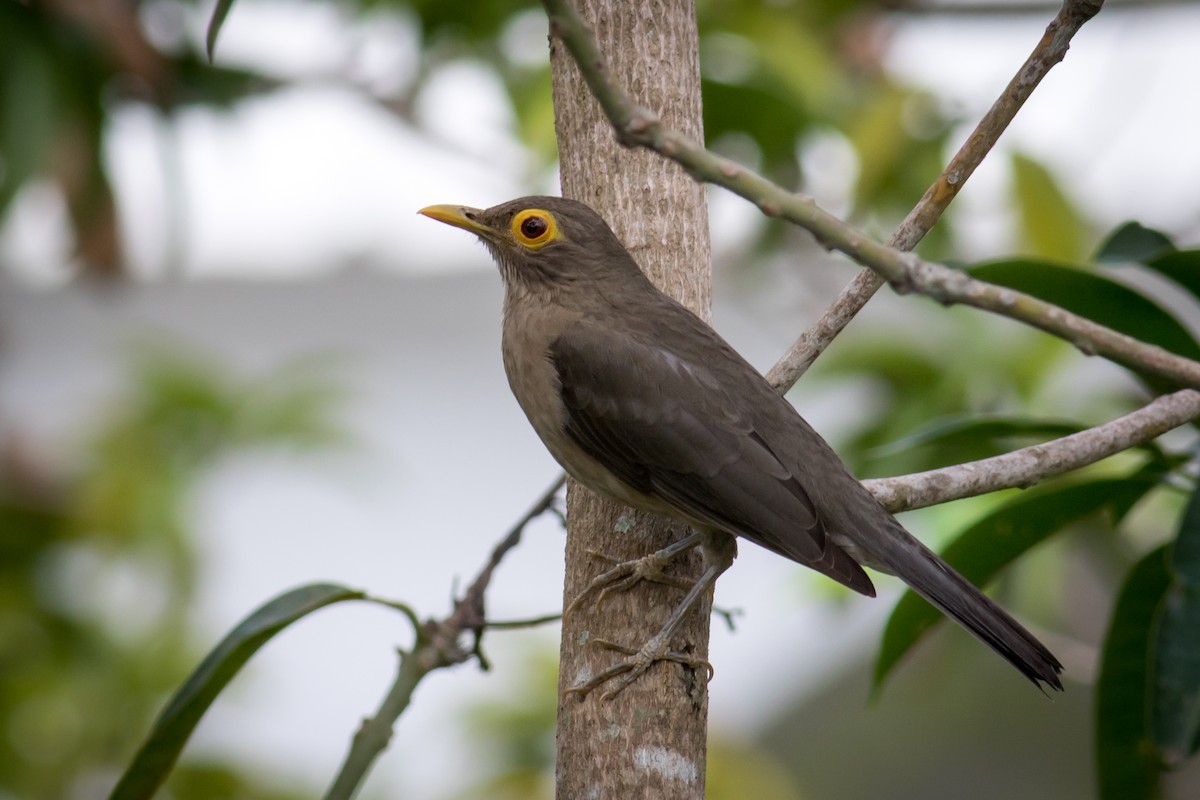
[3,0,1200,798]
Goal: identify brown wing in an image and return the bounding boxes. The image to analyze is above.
[550,322,874,597]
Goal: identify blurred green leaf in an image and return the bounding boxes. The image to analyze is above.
[206,0,239,61]
[848,84,947,216]
[704,78,810,178]
[1096,546,1169,800]
[1094,221,1176,264]
[707,737,804,800]
[875,475,1157,690]
[1152,481,1200,766]
[1144,250,1200,309]
[110,583,366,800]
[1011,151,1086,261]
[972,259,1200,389]
[174,55,280,107]
[508,66,557,165]
[454,652,558,800]
[871,415,1088,463]
[0,7,59,217]
[408,0,539,44]
[166,761,307,800]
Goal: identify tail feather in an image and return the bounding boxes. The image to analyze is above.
[888,542,1063,691]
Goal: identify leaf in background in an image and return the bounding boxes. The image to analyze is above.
[1145,250,1200,309]
[174,55,280,107]
[1011,151,1087,262]
[0,10,59,217]
[507,66,557,166]
[848,84,946,216]
[206,0,239,61]
[875,475,1156,690]
[1094,221,1177,264]
[972,260,1200,389]
[703,78,810,179]
[408,0,539,45]
[1152,481,1200,766]
[870,415,1089,463]
[1096,547,1169,800]
[109,583,365,800]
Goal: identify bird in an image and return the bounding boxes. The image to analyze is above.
[419,195,1064,698]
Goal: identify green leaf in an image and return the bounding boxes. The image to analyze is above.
[0,12,59,216]
[972,260,1200,388]
[1152,482,1200,765]
[109,583,365,800]
[872,415,1170,474]
[875,476,1156,689]
[871,415,1088,461]
[174,54,281,107]
[1145,250,1200,309]
[703,77,810,177]
[1096,547,1169,800]
[1094,221,1176,264]
[1011,152,1086,262]
[206,0,239,61]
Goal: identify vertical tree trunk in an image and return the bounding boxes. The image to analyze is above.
[549,2,712,798]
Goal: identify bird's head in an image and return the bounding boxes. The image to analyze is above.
[418,196,649,291]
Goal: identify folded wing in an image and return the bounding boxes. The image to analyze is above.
[550,322,875,597]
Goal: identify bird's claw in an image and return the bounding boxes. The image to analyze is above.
[564,637,714,702]
[565,549,695,617]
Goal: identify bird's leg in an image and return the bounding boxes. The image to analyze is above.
[565,530,707,616]
[566,532,736,701]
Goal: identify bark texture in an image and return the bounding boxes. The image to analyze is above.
[549,1,712,798]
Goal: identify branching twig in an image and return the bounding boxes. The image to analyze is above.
[767,0,1105,390]
[865,389,1200,512]
[323,475,566,800]
[542,1,1200,395]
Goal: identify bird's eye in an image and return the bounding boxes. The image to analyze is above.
[511,208,560,248]
[521,216,547,239]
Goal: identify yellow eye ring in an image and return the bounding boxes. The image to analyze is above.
[511,209,559,249]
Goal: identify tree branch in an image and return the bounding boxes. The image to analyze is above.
[542,0,1200,393]
[865,389,1200,513]
[769,0,1105,391]
[323,475,565,799]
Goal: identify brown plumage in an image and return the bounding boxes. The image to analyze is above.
[420,196,1063,693]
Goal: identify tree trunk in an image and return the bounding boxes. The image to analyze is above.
[549,1,712,798]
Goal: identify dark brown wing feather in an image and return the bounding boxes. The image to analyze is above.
[550,322,875,597]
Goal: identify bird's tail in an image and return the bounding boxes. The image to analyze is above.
[883,535,1064,691]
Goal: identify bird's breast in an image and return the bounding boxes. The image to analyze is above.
[500,302,571,453]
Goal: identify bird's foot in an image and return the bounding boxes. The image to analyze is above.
[565,550,694,616]
[565,542,729,700]
[564,636,714,702]
[564,532,705,618]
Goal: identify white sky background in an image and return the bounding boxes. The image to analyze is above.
[3,2,1200,797]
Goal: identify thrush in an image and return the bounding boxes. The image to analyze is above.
[419,196,1064,698]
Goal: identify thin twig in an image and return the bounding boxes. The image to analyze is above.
[323,475,566,799]
[768,0,1105,390]
[865,389,1200,512]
